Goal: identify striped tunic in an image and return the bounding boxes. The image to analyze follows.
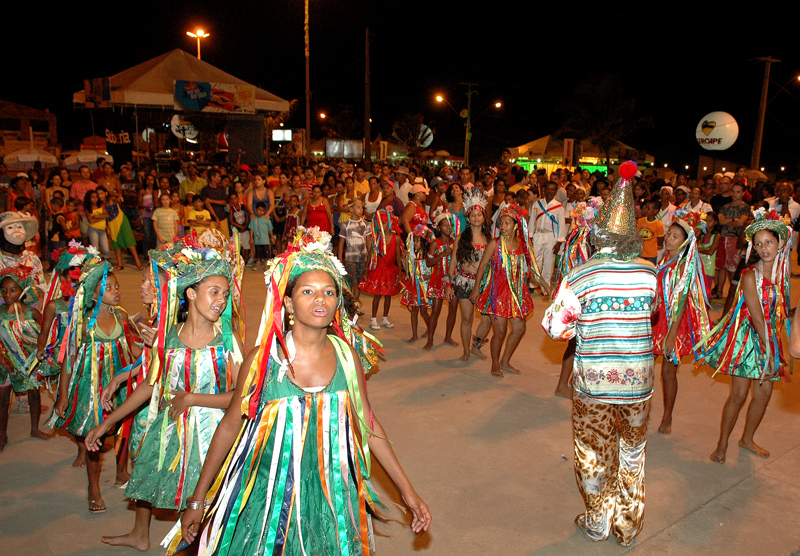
[564,255,657,404]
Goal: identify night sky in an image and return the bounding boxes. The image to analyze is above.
[6,2,799,171]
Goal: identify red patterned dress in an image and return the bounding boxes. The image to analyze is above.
[359,233,401,296]
[427,238,452,300]
[475,240,534,319]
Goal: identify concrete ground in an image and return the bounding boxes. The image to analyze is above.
[2,265,800,555]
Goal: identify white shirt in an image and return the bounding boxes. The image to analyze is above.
[681,200,712,213]
[529,198,566,241]
[766,197,800,224]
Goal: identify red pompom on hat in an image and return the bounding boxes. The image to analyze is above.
[619,160,638,180]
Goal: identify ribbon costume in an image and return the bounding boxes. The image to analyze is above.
[163,226,384,556]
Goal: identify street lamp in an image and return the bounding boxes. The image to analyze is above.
[435,87,502,166]
[186,29,209,60]
[319,112,327,119]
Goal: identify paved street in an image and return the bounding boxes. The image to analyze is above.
[2,266,800,555]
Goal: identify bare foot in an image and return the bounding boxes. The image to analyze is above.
[407,335,419,343]
[421,330,428,339]
[470,346,487,360]
[657,421,672,435]
[500,363,521,374]
[116,470,131,486]
[490,367,504,378]
[30,429,51,440]
[72,453,86,468]
[710,445,727,463]
[422,342,433,351]
[554,385,573,399]
[459,351,470,361]
[101,533,150,551]
[443,338,458,346]
[739,439,770,458]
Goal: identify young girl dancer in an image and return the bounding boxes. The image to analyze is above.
[401,224,432,342]
[359,208,403,330]
[652,210,711,434]
[84,241,241,551]
[172,228,430,555]
[697,208,791,463]
[471,204,545,377]
[448,188,492,361]
[53,261,140,512]
[0,266,48,451]
[424,209,459,350]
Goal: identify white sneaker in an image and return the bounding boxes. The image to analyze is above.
[382,318,394,329]
[370,318,380,330]
[246,258,255,267]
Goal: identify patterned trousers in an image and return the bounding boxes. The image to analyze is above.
[572,392,650,546]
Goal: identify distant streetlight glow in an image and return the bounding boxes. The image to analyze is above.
[319,112,326,119]
[781,166,786,171]
[685,165,689,170]
[664,163,668,167]
[187,29,209,60]
[495,101,502,108]
[761,167,765,171]
[436,95,444,102]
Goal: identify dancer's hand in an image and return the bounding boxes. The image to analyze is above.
[54,395,68,419]
[85,422,110,451]
[140,325,157,348]
[181,506,203,544]
[402,489,432,533]
[445,283,453,301]
[101,374,124,411]
[163,391,193,421]
[469,289,479,304]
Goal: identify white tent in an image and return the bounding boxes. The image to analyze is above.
[72,49,290,113]
[512,135,654,165]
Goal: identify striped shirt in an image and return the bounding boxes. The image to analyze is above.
[564,256,657,404]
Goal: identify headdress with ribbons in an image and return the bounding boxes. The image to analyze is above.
[368,208,399,271]
[45,240,99,304]
[656,209,711,364]
[463,187,488,214]
[554,199,603,291]
[239,226,383,452]
[432,207,461,237]
[0,265,38,306]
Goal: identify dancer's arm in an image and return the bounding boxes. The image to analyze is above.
[85,374,155,450]
[36,300,58,358]
[352,346,431,533]
[469,239,496,303]
[181,346,256,543]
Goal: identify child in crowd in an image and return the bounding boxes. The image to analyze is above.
[360,208,403,330]
[637,200,664,265]
[85,190,111,259]
[337,199,370,303]
[425,210,459,350]
[152,194,180,248]
[48,197,67,267]
[401,225,431,342]
[283,194,301,244]
[228,191,250,258]
[0,266,48,452]
[169,191,186,237]
[186,195,212,235]
[249,202,275,269]
[698,212,720,294]
[63,198,81,243]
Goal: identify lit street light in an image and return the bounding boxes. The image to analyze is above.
[186,29,209,60]
[435,86,502,166]
[319,112,327,119]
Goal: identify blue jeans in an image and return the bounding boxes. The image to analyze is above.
[88,226,110,259]
[141,216,155,252]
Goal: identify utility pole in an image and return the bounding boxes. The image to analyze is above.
[463,82,477,167]
[304,0,311,157]
[751,56,780,170]
[364,28,372,162]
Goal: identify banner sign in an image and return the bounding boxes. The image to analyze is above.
[174,80,256,114]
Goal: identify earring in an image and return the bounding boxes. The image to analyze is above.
[288,312,295,326]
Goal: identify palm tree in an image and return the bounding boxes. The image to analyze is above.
[557,74,651,165]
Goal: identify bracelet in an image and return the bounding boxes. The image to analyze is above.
[186,498,207,511]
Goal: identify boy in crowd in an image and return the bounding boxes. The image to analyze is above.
[249,202,275,270]
[637,200,664,265]
[152,193,180,248]
[337,199,370,306]
[186,194,212,235]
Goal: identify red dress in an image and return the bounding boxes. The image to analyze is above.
[409,201,429,228]
[306,201,331,233]
[475,241,534,319]
[359,233,401,296]
[427,238,452,300]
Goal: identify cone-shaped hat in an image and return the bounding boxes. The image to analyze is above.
[594,160,638,237]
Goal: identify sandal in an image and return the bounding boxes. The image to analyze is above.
[89,499,107,514]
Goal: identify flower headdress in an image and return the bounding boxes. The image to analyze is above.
[463,187,489,214]
[569,199,603,228]
[239,226,383,468]
[45,240,99,302]
[673,209,707,240]
[745,208,791,244]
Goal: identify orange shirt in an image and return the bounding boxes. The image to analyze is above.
[637,217,663,259]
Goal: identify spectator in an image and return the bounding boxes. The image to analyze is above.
[201,169,230,238]
[179,163,207,202]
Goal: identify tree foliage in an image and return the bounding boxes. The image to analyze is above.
[557,74,652,164]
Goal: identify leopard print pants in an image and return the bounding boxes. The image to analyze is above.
[572,392,650,546]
